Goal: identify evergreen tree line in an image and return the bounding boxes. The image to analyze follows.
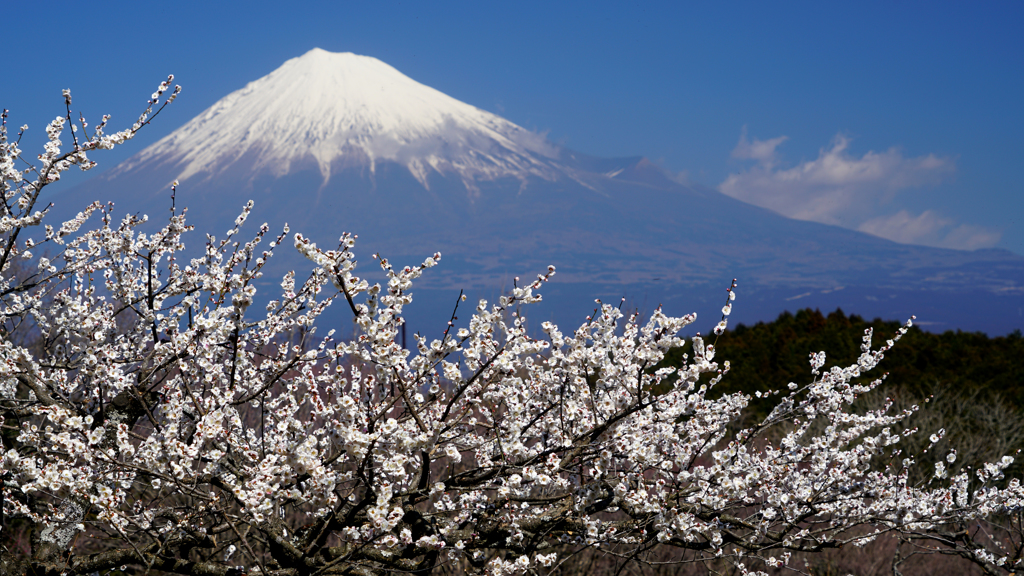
[661,308,1024,483]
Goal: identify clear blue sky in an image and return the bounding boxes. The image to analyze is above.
[4,1,1022,254]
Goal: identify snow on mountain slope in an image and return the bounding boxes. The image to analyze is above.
[113,48,564,191]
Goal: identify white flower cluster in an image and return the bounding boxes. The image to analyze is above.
[1,83,1021,576]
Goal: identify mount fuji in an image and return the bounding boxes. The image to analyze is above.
[61,49,1024,335]
[113,49,568,193]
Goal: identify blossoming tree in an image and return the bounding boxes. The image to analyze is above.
[1,81,1023,576]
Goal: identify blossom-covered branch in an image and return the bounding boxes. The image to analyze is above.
[1,83,1022,576]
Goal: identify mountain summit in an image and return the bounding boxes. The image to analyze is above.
[115,49,564,192]
[65,50,1024,335]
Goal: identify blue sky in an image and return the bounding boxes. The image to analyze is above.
[4,1,1022,254]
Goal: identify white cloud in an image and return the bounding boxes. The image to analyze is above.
[731,126,788,164]
[718,131,1000,250]
[941,223,1002,250]
[857,211,1001,250]
[857,210,950,243]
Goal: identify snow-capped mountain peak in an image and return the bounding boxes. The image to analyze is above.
[119,48,562,190]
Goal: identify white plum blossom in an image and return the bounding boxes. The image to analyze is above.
[0,81,1022,576]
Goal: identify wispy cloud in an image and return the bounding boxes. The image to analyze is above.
[730,127,788,164]
[718,130,1000,250]
[857,211,1001,250]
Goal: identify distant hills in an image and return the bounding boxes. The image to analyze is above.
[57,49,1024,335]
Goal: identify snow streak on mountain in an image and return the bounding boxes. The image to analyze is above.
[114,49,565,192]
